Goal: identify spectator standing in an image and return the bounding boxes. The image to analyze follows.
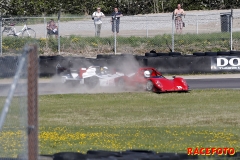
[92,7,105,37]
[174,4,185,34]
[47,19,58,38]
[111,7,123,34]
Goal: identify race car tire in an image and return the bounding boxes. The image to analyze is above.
[84,76,99,89]
[146,80,153,91]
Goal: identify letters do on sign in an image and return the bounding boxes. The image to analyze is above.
[211,56,240,70]
[217,57,240,67]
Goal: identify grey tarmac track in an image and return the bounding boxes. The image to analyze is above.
[0,74,239,96]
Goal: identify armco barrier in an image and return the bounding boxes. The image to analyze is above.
[1,54,240,78]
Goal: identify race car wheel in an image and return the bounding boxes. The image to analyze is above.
[85,76,99,89]
[146,80,153,91]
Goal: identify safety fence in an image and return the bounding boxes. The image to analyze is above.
[1,9,240,56]
[0,44,39,159]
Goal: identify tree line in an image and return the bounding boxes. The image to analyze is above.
[0,0,239,16]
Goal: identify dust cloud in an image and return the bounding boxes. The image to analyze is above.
[40,54,144,95]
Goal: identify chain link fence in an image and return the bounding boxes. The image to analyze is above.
[0,44,39,159]
[0,46,29,158]
[1,9,240,56]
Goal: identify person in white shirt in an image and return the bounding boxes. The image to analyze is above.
[92,7,105,37]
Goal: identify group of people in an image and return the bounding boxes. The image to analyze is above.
[92,4,186,36]
[46,7,123,38]
[92,7,123,37]
[46,4,185,38]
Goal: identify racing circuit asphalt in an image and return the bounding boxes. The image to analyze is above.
[0,75,239,96]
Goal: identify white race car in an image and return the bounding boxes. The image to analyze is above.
[61,66,125,88]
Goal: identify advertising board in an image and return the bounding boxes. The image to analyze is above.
[211,56,240,70]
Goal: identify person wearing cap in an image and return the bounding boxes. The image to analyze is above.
[92,7,105,37]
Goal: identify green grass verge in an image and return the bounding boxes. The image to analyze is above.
[0,89,239,157]
[2,32,240,56]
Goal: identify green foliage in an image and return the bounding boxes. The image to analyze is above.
[2,32,239,55]
[1,0,239,16]
[2,37,35,52]
[48,38,58,52]
[117,36,148,47]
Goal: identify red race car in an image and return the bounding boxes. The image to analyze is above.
[117,67,189,93]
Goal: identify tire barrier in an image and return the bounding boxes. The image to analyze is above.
[96,54,114,59]
[135,55,148,67]
[0,56,19,77]
[217,51,230,56]
[156,52,169,56]
[205,52,218,56]
[105,54,141,74]
[0,57,5,77]
[169,52,182,56]
[1,51,240,78]
[1,150,236,160]
[144,56,211,74]
[39,55,64,77]
[230,50,240,55]
[51,150,200,160]
[145,52,158,57]
[193,52,205,56]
